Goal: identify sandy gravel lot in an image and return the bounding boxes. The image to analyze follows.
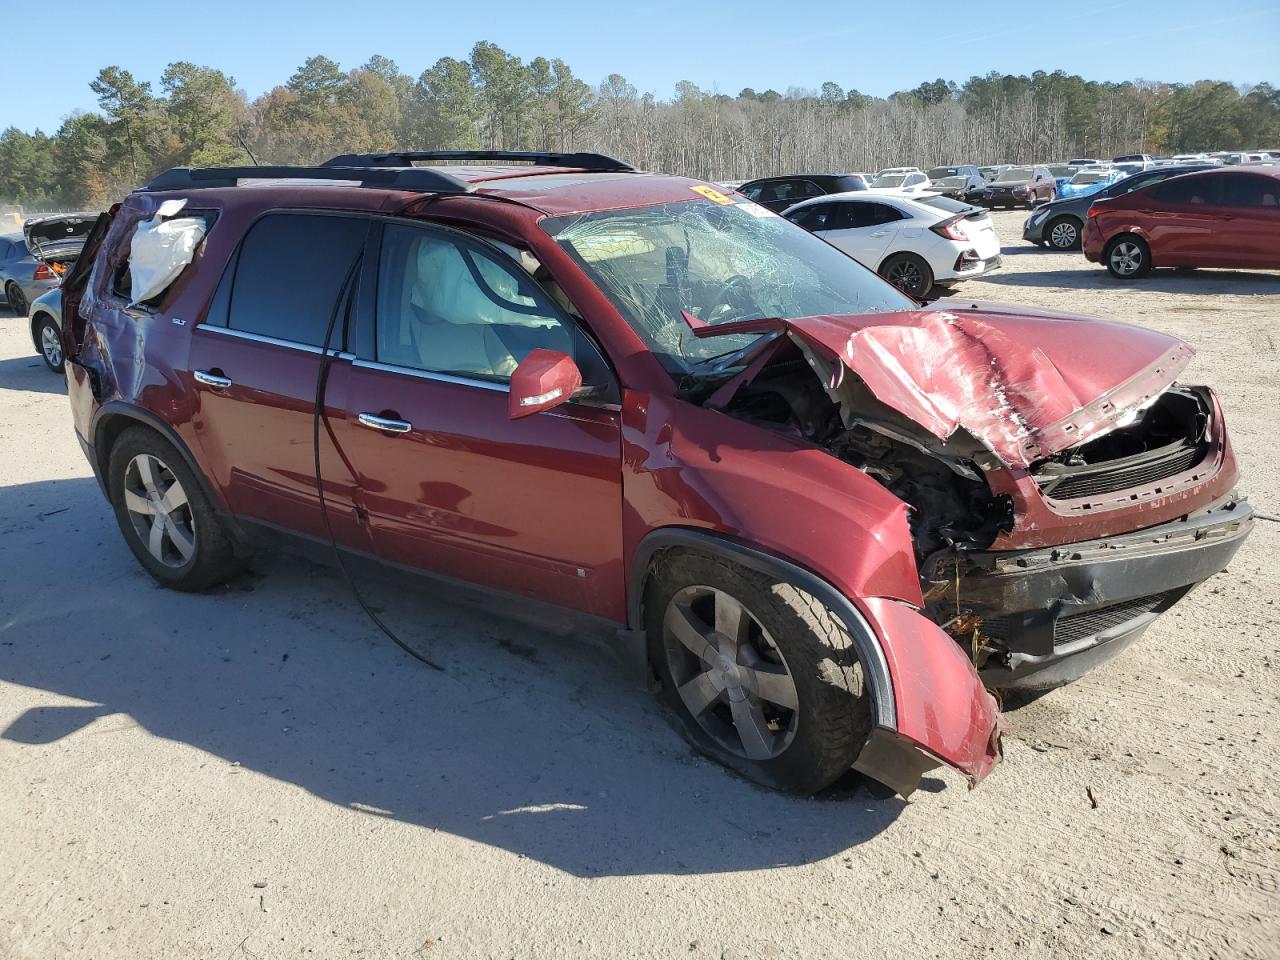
[1,210,1277,960]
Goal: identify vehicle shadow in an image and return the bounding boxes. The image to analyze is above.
[0,354,65,396]
[978,265,1280,295]
[0,477,911,878]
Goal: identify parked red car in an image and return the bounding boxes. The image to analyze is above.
[59,153,1252,797]
[1084,166,1280,278]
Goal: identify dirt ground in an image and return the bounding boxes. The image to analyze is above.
[1,209,1277,960]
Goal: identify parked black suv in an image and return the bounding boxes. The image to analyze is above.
[738,174,868,213]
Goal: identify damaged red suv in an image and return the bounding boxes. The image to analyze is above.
[59,152,1253,796]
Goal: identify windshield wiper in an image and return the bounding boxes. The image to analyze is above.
[685,326,785,375]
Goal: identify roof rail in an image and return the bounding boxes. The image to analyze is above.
[144,165,473,194]
[321,150,636,172]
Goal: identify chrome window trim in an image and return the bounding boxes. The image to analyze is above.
[194,322,353,358]
[350,357,509,393]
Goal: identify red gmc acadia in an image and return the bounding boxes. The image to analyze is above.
[58,152,1253,796]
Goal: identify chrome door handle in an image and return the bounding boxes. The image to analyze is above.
[193,370,232,388]
[357,412,412,434]
[870,230,889,237]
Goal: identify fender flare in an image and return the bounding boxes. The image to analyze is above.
[90,401,230,523]
[627,527,897,730]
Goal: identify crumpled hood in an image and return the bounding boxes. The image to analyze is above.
[693,304,1194,469]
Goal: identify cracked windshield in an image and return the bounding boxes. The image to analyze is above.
[543,197,912,374]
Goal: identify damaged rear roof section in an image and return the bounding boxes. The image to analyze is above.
[692,306,1195,470]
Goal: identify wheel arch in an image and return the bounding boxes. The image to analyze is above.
[627,526,896,730]
[29,309,55,353]
[91,402,230,522]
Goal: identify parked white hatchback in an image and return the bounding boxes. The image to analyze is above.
[782,193,1002,298]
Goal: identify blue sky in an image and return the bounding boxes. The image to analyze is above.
[4,0,1278,133]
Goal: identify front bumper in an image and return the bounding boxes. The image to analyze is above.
[924,496,1254,690]
[1022,212,1051,243]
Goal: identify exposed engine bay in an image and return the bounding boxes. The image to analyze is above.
[715,355,1012,560]
[701,342,1214,573]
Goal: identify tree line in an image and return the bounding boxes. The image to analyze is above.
[2,43,1278,211]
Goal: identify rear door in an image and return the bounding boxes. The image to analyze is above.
[187,211,370,545]
[820,202,903,267]
[334,219,625,619]
[1221,173,1280,268]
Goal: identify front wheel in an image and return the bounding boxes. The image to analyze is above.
[34,315,64,373]
[1105,235,1152,279]
[879,252,934,300]
[1046,216,1082,250]
[107,426,242,590]
[645,552,872,794]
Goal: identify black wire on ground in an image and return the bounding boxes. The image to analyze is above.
[311,252,445,672]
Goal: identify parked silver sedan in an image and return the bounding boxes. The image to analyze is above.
[0,213,97,317]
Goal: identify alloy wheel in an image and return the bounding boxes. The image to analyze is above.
[886,259,925,297]
[40,324,62,369]
[662,585,800,761]
[1109,241,1143,276]
[122,453,196,568]
[1049,221,1078,248]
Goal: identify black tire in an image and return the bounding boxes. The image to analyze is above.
[5,281,29,317]
[644,551,872,794]
[879,252,934,300]
[33,314,64,373]
[1045,216,1082,251]
[1104,234,1152,280]
[107,426,241,590]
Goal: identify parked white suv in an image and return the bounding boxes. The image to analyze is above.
[782,192,1002,298]
[867,171,931,194]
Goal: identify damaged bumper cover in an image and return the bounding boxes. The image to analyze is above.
[924,495,1254,689]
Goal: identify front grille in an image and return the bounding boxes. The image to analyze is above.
[1042,443,1203,500]
[1053,591,1178,646]
[978,589,1180,649]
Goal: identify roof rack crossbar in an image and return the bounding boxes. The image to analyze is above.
[144,165,473,194]
[321,150,636,172]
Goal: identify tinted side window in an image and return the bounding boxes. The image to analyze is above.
[741,183,766,201]
[375,223,573,382]
[789,203,841,231]
[1222,174,1280,209]
[1154,175,1223,206]
[227,213,367,346]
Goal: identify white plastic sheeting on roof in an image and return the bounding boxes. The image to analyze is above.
[129,198,208,306]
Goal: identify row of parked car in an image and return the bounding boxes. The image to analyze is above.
[730,157,1280,288]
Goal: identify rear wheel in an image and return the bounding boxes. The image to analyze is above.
[1046,216,1082,250]
[1105,235,1151,279]
[645,552,872,794]
[879,252,934,300]
[34,315,64,373]
[5,281,28,317]
[107,426,241,590]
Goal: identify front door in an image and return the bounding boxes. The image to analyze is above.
[335,220,625,620]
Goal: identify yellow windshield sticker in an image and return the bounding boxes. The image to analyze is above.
[690,185,734,205]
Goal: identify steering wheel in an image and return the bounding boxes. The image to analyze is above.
[702,274,757,323]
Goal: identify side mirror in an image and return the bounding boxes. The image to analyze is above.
[508,349,583,420]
